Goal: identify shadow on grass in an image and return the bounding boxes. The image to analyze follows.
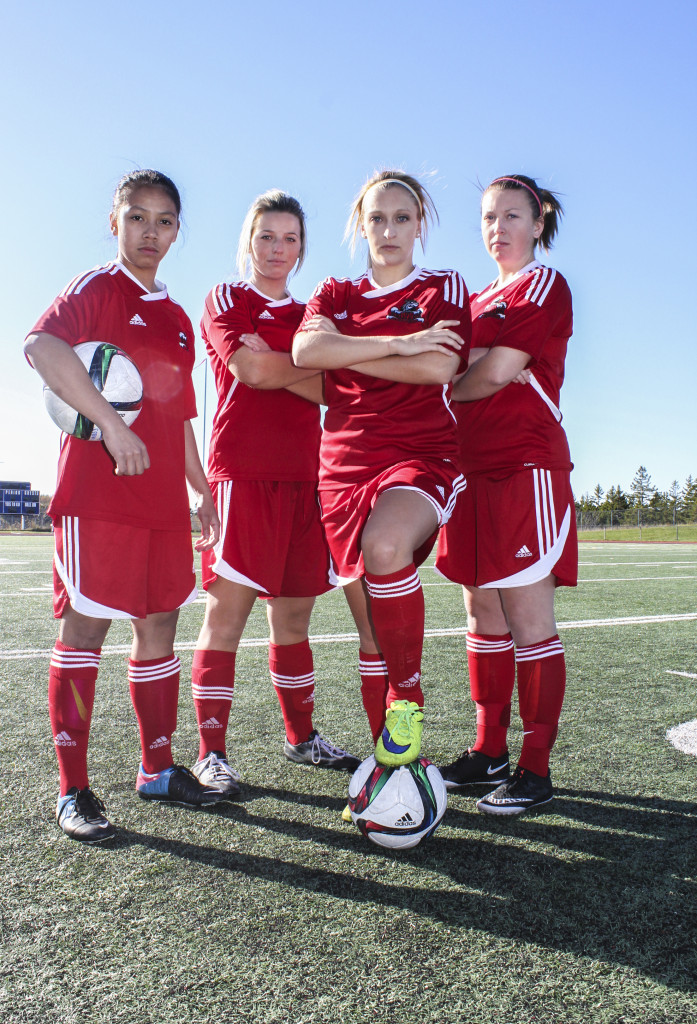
[104,784,697,994]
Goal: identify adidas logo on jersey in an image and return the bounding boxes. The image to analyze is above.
[334,311,348,319]
[54,731,76,747]
[258,310,274,320]
[149,735,170,749]
[200,717,223,730]
[395,812,415,827]
[129,313,147,326]
[515,545,533,558]
[436,485,445,499]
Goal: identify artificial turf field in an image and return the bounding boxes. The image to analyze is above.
[1,534,696,1024]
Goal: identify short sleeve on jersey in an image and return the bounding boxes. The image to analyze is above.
[203,283,254,365]
[301,277,336,327]
[475,267,571,362]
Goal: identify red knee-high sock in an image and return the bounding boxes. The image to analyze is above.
[191,649,236,760]
[516,635,566,775]
[467,632,515,757]
[364,565,425,708]
[49,640,100,795]
[128,655,180,774]
[269,640,315,745]
[359,649,390,742]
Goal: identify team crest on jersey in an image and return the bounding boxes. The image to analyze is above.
[178,331,189,349]
[479,299,507,320]
[387,299,424,322]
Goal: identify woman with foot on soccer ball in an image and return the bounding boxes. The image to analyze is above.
[293,170,470,775]
[189,189,359,799]
[436,174,576,816]
[25,170,222,843]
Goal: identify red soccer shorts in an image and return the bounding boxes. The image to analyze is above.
[53,515,197,620]
[436,467,578,588]
[319,458,466,582]
[201,479,333,598]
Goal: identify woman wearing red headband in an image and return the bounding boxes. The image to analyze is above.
[436,173,576,816]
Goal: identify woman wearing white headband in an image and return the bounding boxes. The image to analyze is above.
[293,169,470,779]
[436,173,576,817]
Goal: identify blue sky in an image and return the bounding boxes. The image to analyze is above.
[1,0,695,498]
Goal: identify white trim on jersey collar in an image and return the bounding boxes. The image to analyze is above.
[479,260,542,301]
[363,265,422,299]
[245,280,294,307]
[114,259,169,301]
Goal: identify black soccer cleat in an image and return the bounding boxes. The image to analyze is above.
[476,765,553,816]
[283,730,361,771]
[56,786,116,844]
[136,764,224,806]
[439,748,510,790]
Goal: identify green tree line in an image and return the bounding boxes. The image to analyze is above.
[576,467,697,527]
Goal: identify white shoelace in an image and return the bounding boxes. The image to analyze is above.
[205,753,242,782]
[310,733,347,764]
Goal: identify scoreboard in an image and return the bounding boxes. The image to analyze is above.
[0,481,41,516]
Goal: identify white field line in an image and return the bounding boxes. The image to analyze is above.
[576,575,696,583]
[2,611,697,661]
[578,561,697,567]
[666,670,697,680]
[0,571,53,575]
[14,574,696,602]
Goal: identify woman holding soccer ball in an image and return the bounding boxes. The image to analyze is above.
[24,169,221,843]
[293,170,470,779]
[436,174,576,816]
[188,189,359,800]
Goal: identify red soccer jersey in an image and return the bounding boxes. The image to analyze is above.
[202,281,320,482]
[300,267,471,486]
[29,261,196,530]
[457,261,573,474]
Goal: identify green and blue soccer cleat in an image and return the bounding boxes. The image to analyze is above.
[374,700,424,767]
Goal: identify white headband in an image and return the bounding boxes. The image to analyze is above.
[367,178,423,215]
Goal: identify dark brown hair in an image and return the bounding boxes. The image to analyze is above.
[484,174,563,251]
[111,169,182,219]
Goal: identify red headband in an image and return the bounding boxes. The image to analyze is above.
[489,177,543,216]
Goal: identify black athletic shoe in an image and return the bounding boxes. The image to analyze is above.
[136,764,224,806]
[476,765,553,816]
[283,731,361,771]
[56,787,116,844]
[440,748,510,790]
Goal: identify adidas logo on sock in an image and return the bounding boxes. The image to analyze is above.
[129,313,147,326]
[397,671,421,688]
[395,812,415,827]
[301,691,316,705]
[149,735,170,749]
[200,717,222,729]
[54,731,76,747]
[258,310,274,320]
[515,545,533,558]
